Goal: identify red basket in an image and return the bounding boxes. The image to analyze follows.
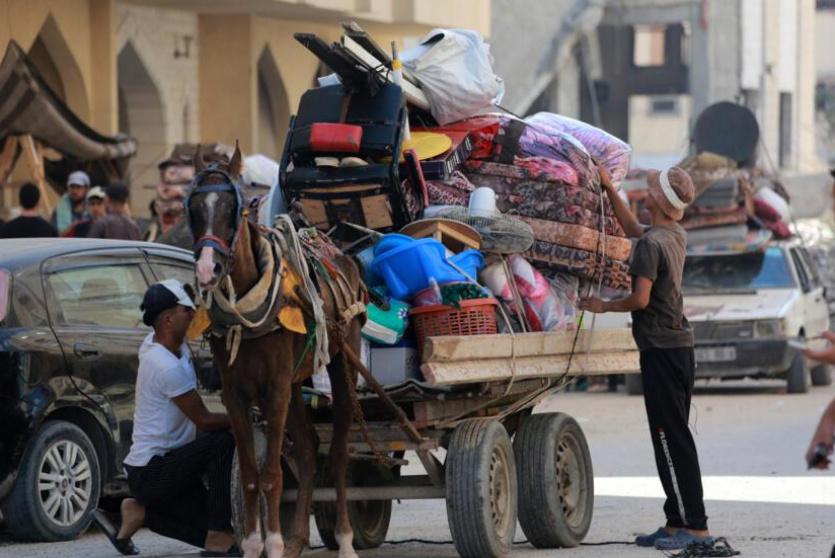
[410,298,499,353]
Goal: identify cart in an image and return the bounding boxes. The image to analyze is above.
[230,328,639,558]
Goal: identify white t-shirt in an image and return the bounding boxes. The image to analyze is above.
[124,333,197,467]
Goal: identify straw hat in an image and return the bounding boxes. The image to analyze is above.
[646,167,695,221]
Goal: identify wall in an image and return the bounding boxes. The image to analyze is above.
[628,94,691,168]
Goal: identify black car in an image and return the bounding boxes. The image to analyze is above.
[0,238,215,541]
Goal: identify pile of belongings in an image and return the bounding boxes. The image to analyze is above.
[676,151,791,255]
[283,22,635,346]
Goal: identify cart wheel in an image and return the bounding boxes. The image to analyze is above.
[230,427,294,542]
[514,412,593,548]
[445,419,517,558]
[313,460,395,550]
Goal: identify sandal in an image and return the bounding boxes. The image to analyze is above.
[201,544,242,557]
[91,509,140,556]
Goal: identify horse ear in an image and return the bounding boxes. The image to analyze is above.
[193,145,205,173]
[229,141,242,179]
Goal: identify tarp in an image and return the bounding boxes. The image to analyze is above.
[0,41,137,161]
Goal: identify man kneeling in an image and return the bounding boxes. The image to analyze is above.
[103,280,239,557]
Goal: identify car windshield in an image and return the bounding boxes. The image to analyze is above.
[682,247,795,292]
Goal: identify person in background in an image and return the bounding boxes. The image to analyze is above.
[61,186,107,238]
[88,182,141,240]
[579,165,713,550]
[0,182,57,238]
[51,170,90,235]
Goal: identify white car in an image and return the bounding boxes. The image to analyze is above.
[682,240,830,393]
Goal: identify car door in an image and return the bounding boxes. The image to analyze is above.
[789,247,828,339]
[43,248,154,464]
[797,247,830,337]
[141,248,221,398]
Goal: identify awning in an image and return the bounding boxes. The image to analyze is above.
[0,40,137,161]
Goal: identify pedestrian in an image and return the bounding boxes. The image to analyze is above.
[61,186,107,238]
[579,165,713,550]
[87,182,142,240]
[94,279,240,557]
[0,182,57,238]
[51,170,90,235]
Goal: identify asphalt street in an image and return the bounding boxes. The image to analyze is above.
[2,379,833,558]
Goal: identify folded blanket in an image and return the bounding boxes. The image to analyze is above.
[518,216,632,262]
[681,207,748,230]
[527,241,632,291]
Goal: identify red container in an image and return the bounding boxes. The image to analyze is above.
[309,122,363,153]
[410,298,498,354]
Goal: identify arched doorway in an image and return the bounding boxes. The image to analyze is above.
[28,15,90,121]
[256,46,290,158]
[118,41,166,218]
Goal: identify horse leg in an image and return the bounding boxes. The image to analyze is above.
[261,376,293,558]
[225,390,263,558]
[328,355,359,558]
[283,383,317,558]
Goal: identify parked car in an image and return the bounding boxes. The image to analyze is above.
[0,238,214,542]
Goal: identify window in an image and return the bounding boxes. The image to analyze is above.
[790,249,811,293]
[798,248,821,288]
[47,264,148,328]
[633,25,666,67]
[649,96,680,115]
[147,258,195,287]
[683,247,795,292]
[779,92,793,168]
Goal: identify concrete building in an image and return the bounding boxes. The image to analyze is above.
[816,0,835,165]
[592,0,820,173]
[0,0,490,216]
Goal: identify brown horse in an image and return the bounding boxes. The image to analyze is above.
[186,145,365,558]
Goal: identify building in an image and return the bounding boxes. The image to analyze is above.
[585,0,820,173]
[816,0,835,165]
[0,0,490,216]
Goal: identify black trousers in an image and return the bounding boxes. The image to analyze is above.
[640,347,708,531]
[125,430,235,548]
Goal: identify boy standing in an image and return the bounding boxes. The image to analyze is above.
[579,166,712,550]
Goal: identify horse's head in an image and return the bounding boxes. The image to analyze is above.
[185,144,245,296]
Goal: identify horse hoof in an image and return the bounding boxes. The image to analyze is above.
[336,532,359,558]
[265,531,285,558]
[241,531,264,558]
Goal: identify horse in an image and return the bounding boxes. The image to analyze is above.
[185,145,366,558]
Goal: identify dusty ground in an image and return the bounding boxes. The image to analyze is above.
[2,379,833,558]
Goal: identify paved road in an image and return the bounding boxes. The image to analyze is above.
[2,379,833,558]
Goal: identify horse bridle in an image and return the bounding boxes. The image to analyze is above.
[184,164,246,262]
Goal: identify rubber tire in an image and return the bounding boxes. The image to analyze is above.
[514,413,594,548]
[811,364,832,386]
[625,373,644,396]
[786,353,810,394]
[445,419,517,558]
[1,420,101,542]
[313,460,394,550]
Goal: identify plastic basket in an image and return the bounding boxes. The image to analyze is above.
[410,298,498,354]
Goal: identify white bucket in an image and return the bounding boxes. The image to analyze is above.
[468,186,497,216]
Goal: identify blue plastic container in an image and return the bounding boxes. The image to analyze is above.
[371,238,465,299]
[449,249,485,280]
[373,234,415,256]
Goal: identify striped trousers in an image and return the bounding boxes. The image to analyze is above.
[640,347,708,531]
[125,430,236,548]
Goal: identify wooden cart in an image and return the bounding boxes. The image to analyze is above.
[231,328,639,558]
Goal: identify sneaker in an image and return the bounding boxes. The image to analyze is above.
[654,531,715,550]
[635,527,674,547]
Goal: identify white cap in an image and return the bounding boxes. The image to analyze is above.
[86,186,106,201]
[67,170,90,187]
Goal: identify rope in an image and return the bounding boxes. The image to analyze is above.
[665,538,741,557]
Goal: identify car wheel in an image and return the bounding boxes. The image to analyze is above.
[0,421,101,541]
[811,364,832,386]
[786,353,809,394]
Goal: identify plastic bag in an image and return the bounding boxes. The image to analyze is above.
[402,29,504,126]
[526,112,631,187]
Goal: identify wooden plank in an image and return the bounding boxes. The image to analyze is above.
[19,135,52,215]
[0,136,19,186]
[422,329,637,363]
[421,352,640,386]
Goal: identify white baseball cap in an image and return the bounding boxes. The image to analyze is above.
[140,279,197,326]
[86,186,106,201]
